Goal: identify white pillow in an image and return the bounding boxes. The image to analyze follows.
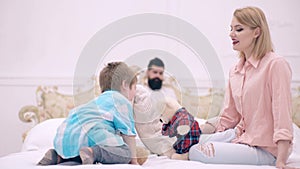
[22,118,65,151]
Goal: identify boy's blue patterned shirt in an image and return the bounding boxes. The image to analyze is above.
[54,90,136,158]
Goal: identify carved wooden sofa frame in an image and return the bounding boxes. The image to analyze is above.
[19,82,300,140]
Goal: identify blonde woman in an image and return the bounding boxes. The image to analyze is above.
[189,6,294,169]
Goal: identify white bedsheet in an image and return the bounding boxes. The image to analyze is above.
[0,149,299,169]
[1,124,299,169]
[1,147,299,169]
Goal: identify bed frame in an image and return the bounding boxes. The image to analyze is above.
[18,75,300,141]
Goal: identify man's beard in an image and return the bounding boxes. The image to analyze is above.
[148,77,162,90]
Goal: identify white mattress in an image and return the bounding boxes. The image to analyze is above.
[1,119,299,169]
[0,150,289,169]
[0,145,299,169]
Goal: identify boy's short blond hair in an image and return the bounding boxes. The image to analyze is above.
[99,62,137,93]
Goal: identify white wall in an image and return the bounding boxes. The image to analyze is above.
[0,0,299,157]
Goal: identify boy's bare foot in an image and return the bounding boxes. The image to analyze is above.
[79,147,94,165]
[37,149,62,165]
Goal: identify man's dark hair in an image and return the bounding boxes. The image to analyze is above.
[147,57,165,69]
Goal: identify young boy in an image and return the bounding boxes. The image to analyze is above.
[38,62,138,165]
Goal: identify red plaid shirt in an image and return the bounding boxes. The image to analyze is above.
[162,108,201,154]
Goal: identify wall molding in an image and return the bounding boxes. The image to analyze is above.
[1,76,299,88]
[222,53,300,58]
[0,76,74,87]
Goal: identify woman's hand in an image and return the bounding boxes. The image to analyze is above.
[276,140,295,169]
[276,162,296,169]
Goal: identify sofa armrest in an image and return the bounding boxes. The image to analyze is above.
[19,105,40,141]
[19,105,40,125]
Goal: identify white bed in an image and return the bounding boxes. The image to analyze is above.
[3,84,299,169]
[1,118,299,169]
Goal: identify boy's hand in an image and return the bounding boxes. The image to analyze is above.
[130,158,139,165]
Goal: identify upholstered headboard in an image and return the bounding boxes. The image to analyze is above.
[19,80,300,141]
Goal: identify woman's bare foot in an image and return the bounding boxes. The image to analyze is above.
[171,153,189,160]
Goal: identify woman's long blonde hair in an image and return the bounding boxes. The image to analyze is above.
[234,6,273,60]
